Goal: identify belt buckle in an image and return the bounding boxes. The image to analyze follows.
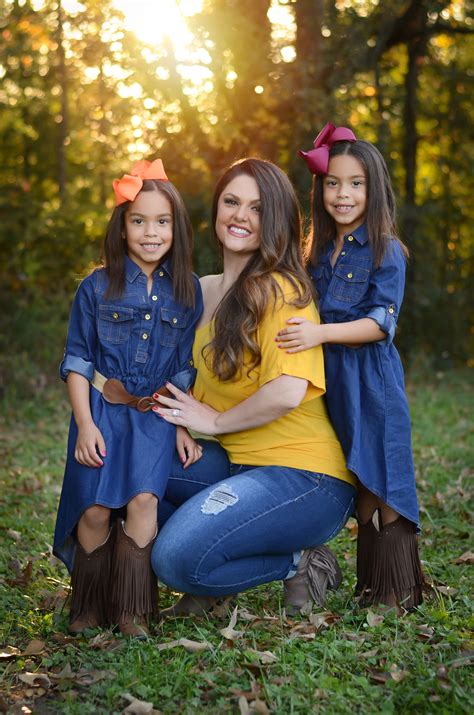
[136,396,156,413]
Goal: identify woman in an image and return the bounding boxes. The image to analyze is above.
[151,158,357,615]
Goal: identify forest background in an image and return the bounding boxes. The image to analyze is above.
[0,0,472,394]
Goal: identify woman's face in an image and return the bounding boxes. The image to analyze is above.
[215,173,261,256]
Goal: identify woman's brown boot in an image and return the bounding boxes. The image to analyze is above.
[356,509,424,610]
[69,525,116,635]
[109,520,158,639]
[284,545,342,615]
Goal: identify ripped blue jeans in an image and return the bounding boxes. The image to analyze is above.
[152,440,356,596]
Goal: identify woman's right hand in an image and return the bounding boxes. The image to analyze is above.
[75,422,106,467]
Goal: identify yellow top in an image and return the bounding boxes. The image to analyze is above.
[192,274,355,486]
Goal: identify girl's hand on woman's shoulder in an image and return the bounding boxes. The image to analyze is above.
[75,422,106,468]
[175,426,204,469]
[275,317,324,352]
[153,383,221,436]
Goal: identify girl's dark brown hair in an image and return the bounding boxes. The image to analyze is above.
[308,140,409,268]
[205,157,313,381]
[102,179,196,306]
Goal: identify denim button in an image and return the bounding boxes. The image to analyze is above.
[159,271,164,277]
[347,235,354,242]
[145,313,151,320]
[142,333,148,340]
[347,272,353,279]
[152,295,158,301]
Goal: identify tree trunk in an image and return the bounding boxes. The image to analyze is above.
[56,0,68,203]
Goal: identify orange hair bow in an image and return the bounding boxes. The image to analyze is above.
[113,159,169,206]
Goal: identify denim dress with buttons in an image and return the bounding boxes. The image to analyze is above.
[309,223,420,528]
[54,255,203,571]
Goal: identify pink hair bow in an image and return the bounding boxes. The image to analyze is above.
[113,159,169,206]
[298,123,356,175]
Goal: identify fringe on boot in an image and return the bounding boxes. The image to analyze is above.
[284,545,343,615]
[109,520,158,638]
[355,509,424,610]
[69,525,116,635]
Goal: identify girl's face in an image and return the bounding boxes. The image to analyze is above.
[323,154,367,236]
[124,189,173,275]
[215,174,261,257]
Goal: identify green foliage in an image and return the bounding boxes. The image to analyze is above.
[0,0,472,362]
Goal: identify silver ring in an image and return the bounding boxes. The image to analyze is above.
[172,408,180,417]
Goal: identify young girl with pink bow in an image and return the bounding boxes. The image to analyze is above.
[277,125,424,609]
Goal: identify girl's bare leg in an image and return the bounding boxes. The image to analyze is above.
[357,483,399,525]
[125,492,158,545]
[77,504,111,551]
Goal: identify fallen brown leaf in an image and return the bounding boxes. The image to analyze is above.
[342,632,366,643]
[368,669,390,685]
[366,610,384,627]
[121,691,162,714]
[6,528,21,542]
[7,559,33,587]
[415,624,435,640]
[251,698,270,714]
[246,649,278,665]
[450,650,474,668]
[390,664,409,682]
[156,637,212,653]
[22,640,46,656]
[308,611,340,630]
[454,551,474,565]
[436,585,458,596]
[361,648,379,659]
[220,605,243,641]
[18,672,51,689]
[0,646,21,659]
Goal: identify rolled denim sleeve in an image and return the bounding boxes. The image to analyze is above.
[59,274,98,382]
[168,276,203,391]
[366,240,406,346]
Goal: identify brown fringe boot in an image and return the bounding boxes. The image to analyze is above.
[284,545,343,615]
[109,520,158,638]
[356,509,424,610]
[69,525,116,635]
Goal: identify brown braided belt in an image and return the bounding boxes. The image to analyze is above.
[92,370,170,413]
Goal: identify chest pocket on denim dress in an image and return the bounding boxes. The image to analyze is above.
[98,305,134,344]
[330,264,369,303]
[160,308,188,347]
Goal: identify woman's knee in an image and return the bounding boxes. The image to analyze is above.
[151,531,197,591]
[80,504,111,531]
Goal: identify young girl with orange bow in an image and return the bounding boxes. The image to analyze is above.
[277,125,424,609]
[54,159,203,637]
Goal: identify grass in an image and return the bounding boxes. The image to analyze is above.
[0,369,472,714]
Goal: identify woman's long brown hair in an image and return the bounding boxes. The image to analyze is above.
[205,158,313,381]
[308,140,409,268]
[102,179,196,307]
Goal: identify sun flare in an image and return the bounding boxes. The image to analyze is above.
[112,0,202,60]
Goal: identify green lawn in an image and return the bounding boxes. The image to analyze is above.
[0,370,472,714]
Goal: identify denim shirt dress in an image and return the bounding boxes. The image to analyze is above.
[54,256,203,571]
[309,223,420,527]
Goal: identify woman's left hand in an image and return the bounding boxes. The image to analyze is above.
[152,383,221,435]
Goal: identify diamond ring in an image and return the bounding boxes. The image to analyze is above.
[172,408,180,417]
